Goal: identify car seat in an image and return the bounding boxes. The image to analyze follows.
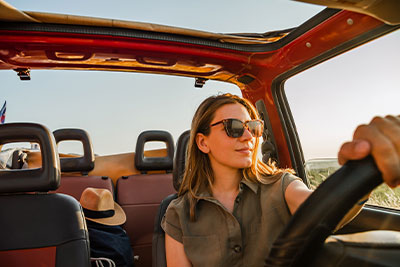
[152,130,190,267]
[0,123,90,267]
[53,128,114,200]
[117,130,176,267]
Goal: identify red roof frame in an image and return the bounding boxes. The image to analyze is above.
[0,10,386,168]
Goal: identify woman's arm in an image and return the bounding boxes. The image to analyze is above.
[165,233,192,267]
[284,179,312,215]
[284,180,369,230]
[285,115,400,227]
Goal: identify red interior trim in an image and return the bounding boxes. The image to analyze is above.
[0,246,56,267]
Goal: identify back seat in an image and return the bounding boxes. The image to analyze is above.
[53,128,114,200]
[117,130,175,267]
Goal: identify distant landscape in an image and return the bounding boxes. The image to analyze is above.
[305,160,400,210]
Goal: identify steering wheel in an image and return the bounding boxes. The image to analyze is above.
[265,156,383,266]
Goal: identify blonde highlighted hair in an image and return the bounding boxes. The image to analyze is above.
[179,93,290,220]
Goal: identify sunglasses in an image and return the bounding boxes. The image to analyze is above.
[209,118,264,138]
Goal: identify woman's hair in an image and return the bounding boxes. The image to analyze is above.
[179,93,289,220]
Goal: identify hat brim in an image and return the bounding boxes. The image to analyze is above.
[85,202,126,226]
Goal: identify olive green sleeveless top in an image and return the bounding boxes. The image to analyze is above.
[161,172,300,267]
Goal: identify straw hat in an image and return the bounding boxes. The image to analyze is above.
[80,187,126,226]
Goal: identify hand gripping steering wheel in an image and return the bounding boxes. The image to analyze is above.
[265,156,383,266]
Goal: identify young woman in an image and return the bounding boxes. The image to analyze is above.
[162,93,400,267]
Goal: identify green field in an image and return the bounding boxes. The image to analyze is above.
[306,166,400,210]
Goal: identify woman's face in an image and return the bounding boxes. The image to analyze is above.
[197,103,256,172]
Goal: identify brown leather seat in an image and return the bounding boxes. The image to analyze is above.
[0,123,90,267]
[53,128,114,200]
[56,175,114,201]
[117,130,175,267]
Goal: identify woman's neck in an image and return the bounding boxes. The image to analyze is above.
[211,164,241,192]
[211,166,241,212]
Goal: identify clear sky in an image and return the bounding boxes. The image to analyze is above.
[1,1,399,160]
[286,31,400,159]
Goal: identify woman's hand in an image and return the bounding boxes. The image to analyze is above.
[338,115,400,188]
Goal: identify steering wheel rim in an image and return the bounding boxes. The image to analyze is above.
[265,156,383,267]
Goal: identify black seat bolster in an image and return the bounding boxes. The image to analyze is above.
[56,239,91,267]
[172,130,189,191]
[152,193,178,267]
[0,194,89,253]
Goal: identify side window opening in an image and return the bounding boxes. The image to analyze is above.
[285,30,400,210]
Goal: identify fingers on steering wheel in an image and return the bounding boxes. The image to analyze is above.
[353,116,400,188]
[338,140,370,165]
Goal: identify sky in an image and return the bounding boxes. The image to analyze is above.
[1,0,399,160]
[286,30,400,159]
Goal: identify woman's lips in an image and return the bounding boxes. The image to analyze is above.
[236,148,252,154]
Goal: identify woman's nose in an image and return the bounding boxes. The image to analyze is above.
[240,127,253,141]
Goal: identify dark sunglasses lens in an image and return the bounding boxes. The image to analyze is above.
[226,119,244,137]
[247,121,263,137]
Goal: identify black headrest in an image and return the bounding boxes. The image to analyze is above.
[0,123,60,193]
[135,130,174,172]
[173,130,190,191]
[53,128,95,173]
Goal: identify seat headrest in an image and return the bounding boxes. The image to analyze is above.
[173,130,190,191]
[0,123,60,193]
[135,130,174,172]
[53,128,95,173]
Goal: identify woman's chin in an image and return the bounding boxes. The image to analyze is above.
[235,159,252,169]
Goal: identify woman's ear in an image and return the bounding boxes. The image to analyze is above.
[196,133,210,153]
